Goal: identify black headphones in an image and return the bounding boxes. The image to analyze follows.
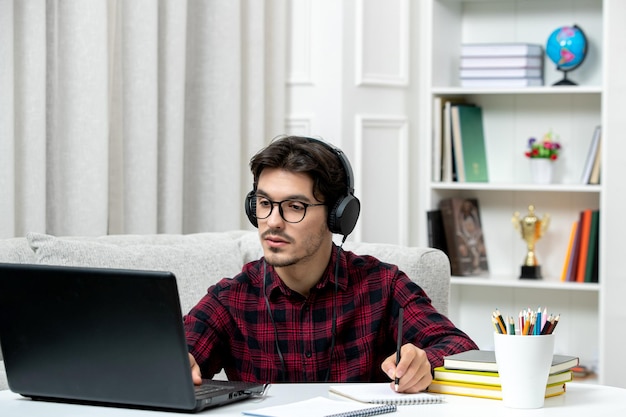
[245,137,360,237]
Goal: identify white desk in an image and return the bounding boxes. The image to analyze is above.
[1,383,626,416]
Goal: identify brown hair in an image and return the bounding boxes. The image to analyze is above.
[249,136,347,208]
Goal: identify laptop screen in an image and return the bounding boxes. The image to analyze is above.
[0,263,263,412]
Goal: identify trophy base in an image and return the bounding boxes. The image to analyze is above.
[520,265,542,279]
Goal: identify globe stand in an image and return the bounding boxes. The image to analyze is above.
[553,70,577,86]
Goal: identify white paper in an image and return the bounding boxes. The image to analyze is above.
[242,396,394,417]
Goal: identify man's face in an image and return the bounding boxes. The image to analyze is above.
[255,168,330,268]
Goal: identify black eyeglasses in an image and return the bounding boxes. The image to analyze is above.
[253,195,325,223]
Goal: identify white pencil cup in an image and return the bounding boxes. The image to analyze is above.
[493,333,555,409]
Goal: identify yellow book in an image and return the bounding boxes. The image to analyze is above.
[433,366,572,387]
[427,380,566,400]
[561,221,578,282]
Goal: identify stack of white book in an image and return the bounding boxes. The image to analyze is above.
[460,43,544,88]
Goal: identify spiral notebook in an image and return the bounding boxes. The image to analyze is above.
[329,383,443,405]
[242,396,396,417]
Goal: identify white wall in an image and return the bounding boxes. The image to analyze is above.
[286,0,421,246]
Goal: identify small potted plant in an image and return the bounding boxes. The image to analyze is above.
[525,130,561,183]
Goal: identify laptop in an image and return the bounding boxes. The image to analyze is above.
[0,262,265,412]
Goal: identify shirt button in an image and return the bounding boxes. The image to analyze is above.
[305,351,312,358]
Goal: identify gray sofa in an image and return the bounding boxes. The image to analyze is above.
[0,230,450,392]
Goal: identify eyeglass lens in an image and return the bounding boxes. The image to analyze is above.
[255,197,309,223]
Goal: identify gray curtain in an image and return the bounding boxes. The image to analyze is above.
[0,0,286,238]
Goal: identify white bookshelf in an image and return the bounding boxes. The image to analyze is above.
[450,277,600,292]
[418,0,626,386]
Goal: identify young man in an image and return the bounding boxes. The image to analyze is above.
[184,136,478,393]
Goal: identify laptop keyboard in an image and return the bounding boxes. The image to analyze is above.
[194,383,232,398]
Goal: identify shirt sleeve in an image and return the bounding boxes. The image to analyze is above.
[184,284,233,379]
[392,272,479,369]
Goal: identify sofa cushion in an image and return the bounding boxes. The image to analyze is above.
[237,231,264,264]
[26,232,244,315]
[0,237,37,264]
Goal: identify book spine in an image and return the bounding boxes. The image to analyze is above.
[575,209,593,283]
[580,126,601,184]
[589,134,602,184]
[457,105,488,183]
[442,101,454,182]
[561,221,578,282]
[460,68,542,78]
[439,199,463,276]
[450,105,465,182]
[461,44,543,57]
[440,97,467,183]
[584,210,600,283]
[426,209,449,255]
[460,78,543,87]
[432,370,572,387]
[567,219,582,282]
[432,96,443,182]
[460,56,543,69]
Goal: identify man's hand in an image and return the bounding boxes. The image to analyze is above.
[381,343,432,393]
[188,353,203,385]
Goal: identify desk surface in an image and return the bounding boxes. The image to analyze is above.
[1,382,626,416]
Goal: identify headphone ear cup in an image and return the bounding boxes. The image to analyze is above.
[328,195,360,236]
[245,191,258,228]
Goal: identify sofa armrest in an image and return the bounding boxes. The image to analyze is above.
[343,242,451,316]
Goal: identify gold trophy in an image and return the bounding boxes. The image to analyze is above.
[512,205,550,279]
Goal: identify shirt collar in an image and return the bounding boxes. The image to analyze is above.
[263,243,349,299]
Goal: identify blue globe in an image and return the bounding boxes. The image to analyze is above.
[546,25,587,71]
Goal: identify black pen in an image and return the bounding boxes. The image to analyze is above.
[395,307,404,391]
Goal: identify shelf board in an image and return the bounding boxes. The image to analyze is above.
[432,86,602,96]
[451,276,599,291]
[430,182,601,193]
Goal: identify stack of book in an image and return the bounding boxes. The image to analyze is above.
[431,97,489,183]
[460,43,544,88]
[427,350,578,400]
[561,208,600,283]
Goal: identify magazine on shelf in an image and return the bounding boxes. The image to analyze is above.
[438,198,489,276]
